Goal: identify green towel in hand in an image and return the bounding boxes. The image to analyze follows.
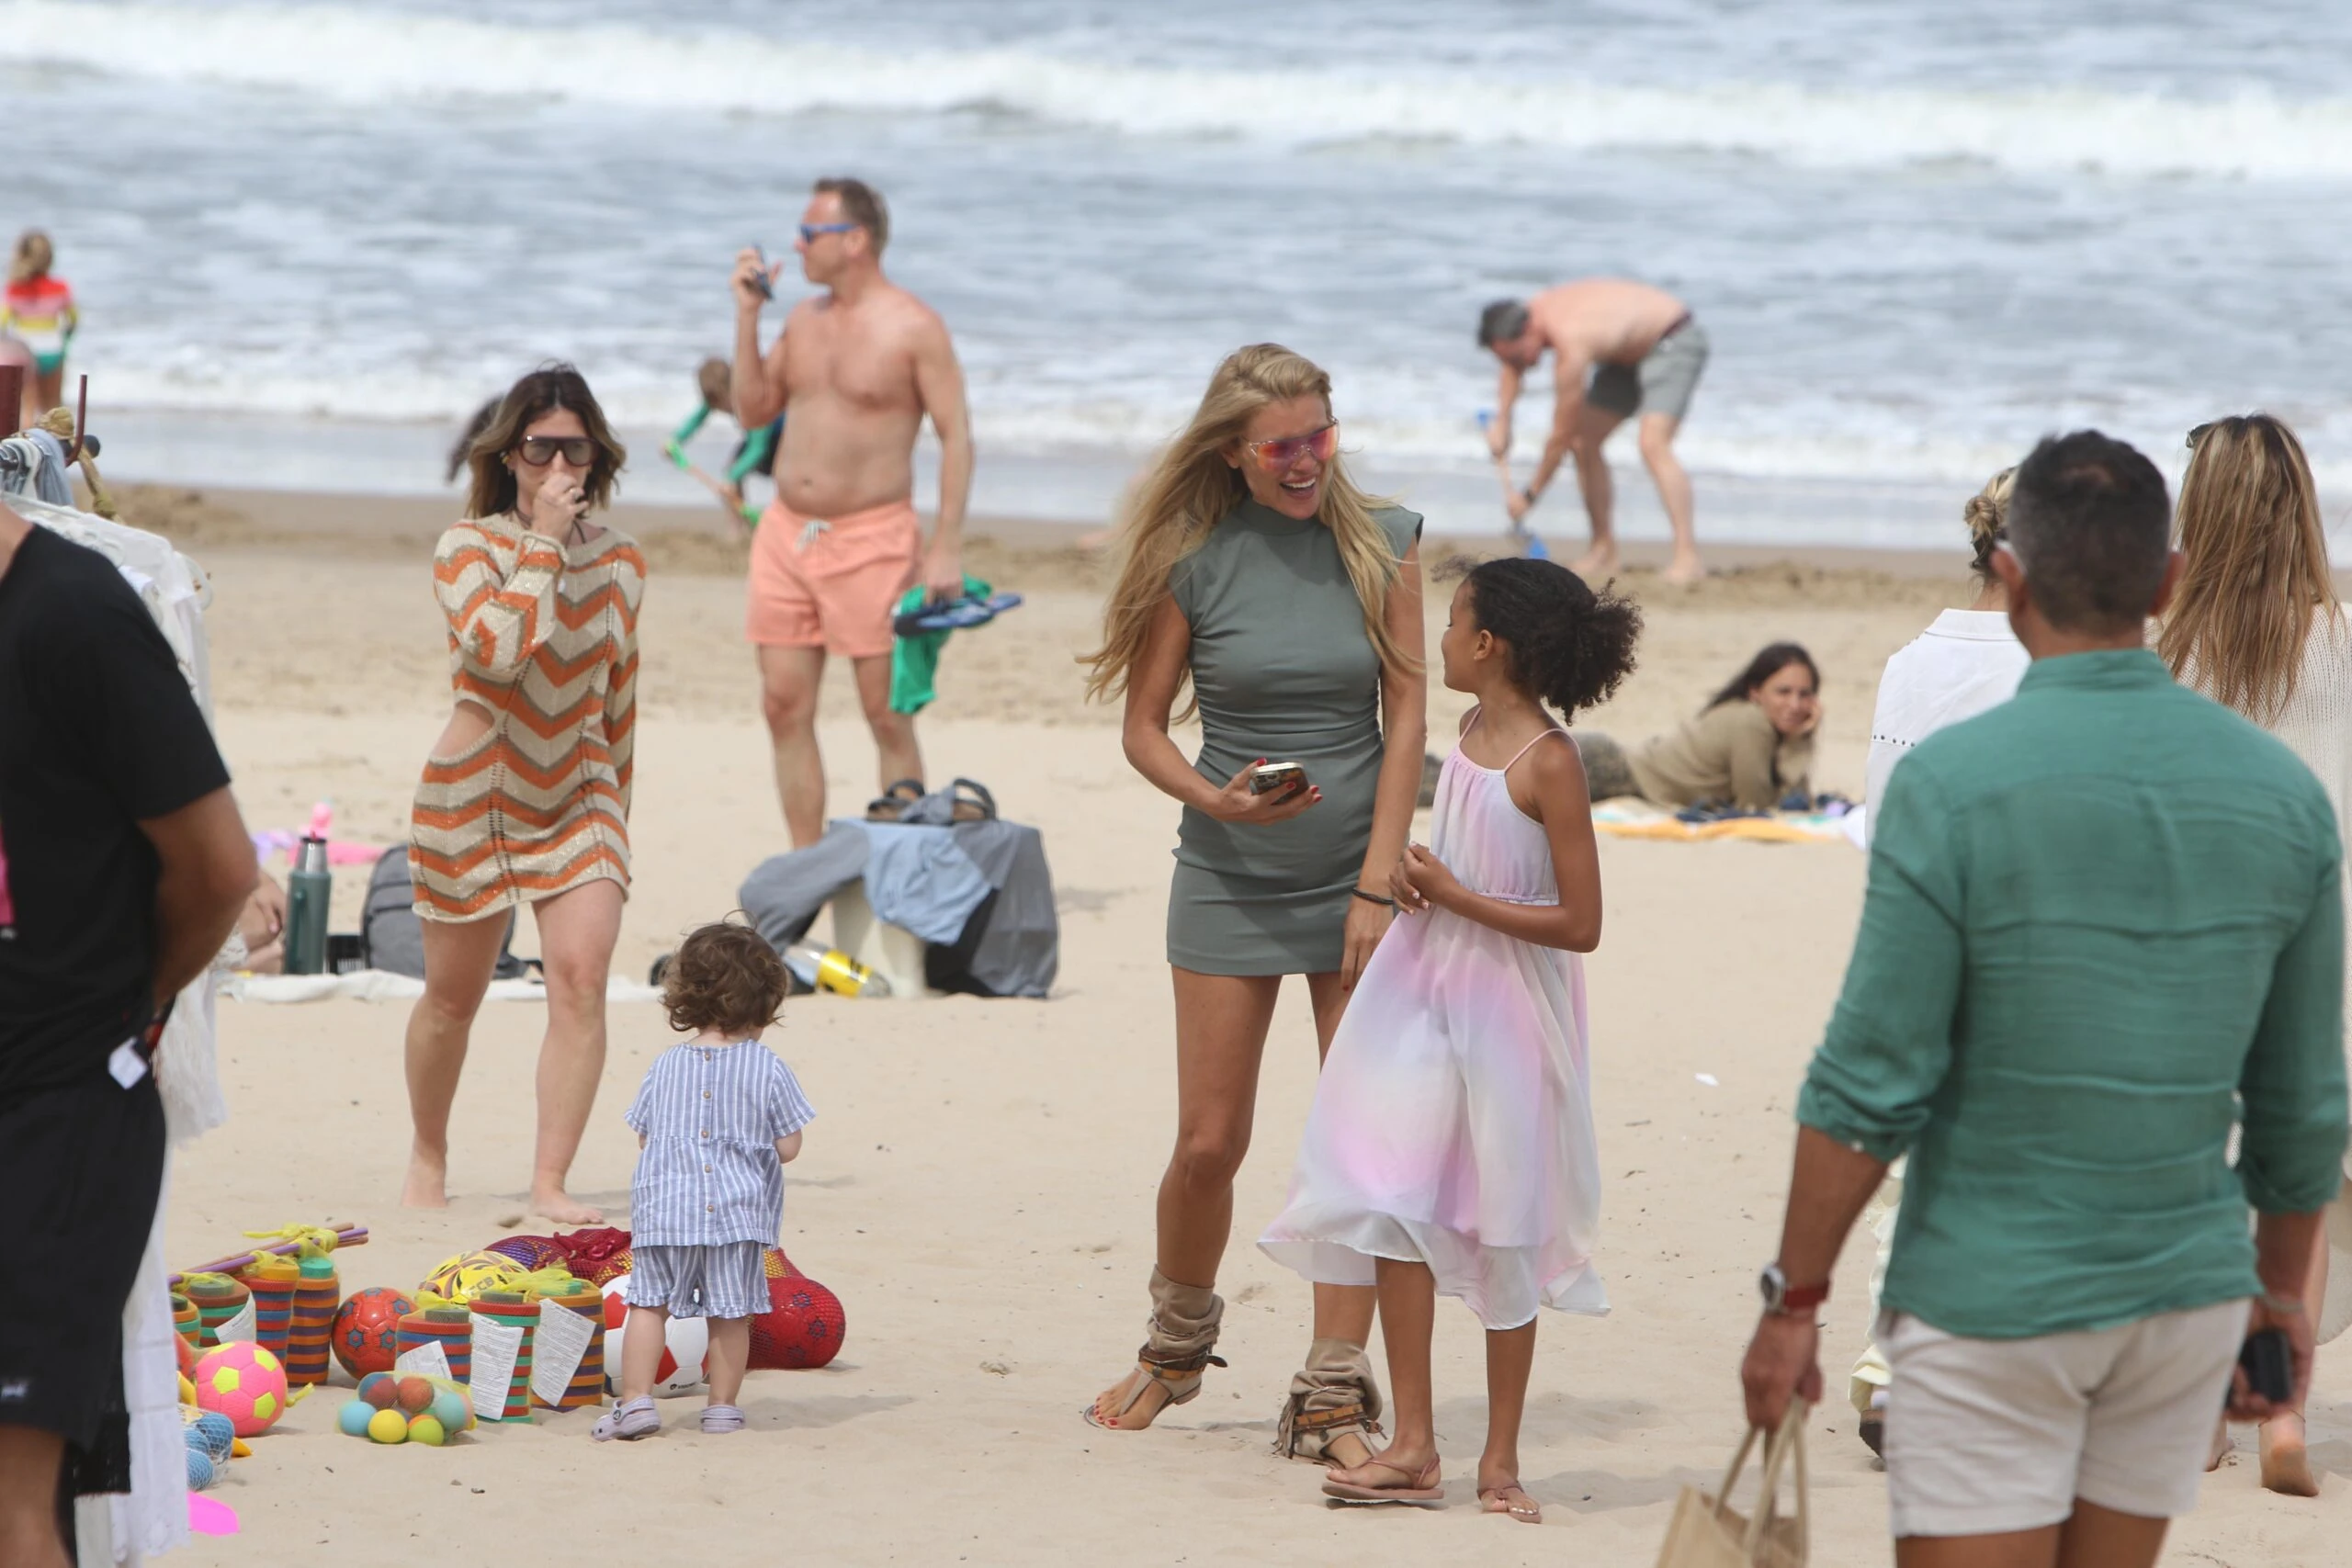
[889,574,991,716]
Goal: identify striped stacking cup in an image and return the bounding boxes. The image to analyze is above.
[185,1276,253,1348]
[529,1280,605,1412]
[283,1265,338,1386]
[393,1306,472,1386]
[469,1293,538,1422]
[170,1292,201,1350]
[239,1269,297,1363]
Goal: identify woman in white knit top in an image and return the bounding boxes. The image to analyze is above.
[2160,412,2351,1497]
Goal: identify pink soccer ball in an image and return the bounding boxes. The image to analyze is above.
[194,1342,289,1437]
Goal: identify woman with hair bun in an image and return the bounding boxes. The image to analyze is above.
[1080,344,1427,1470]
[1261,555,1641,1517]
[1839,464,2030,1456]
[2160,412,2351,1496]
[401,363,647,1224]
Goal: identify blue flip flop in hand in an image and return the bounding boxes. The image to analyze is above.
[892,591,1024,637]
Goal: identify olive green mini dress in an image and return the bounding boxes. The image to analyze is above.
[1165,499,1421,976]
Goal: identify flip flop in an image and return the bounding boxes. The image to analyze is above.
[1479,1483,1541,1523]
[1322,1455,1444,1507]
[892,592,1024,637]
[865,778,926,821]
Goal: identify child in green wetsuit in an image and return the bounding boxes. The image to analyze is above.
[666,357,784,529]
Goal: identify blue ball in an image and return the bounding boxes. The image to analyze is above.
[336,1398,376,1438]
[429,1388,469,1434]
[185,1447,216,1492]
[188,1410,235,1461]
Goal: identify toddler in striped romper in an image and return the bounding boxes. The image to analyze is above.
[595,921,814,1441]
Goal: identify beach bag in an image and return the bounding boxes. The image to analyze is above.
[1654,1405,1808,1568]
[361,847,526,978]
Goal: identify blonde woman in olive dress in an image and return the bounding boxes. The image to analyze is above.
[1080,344,1427,1470]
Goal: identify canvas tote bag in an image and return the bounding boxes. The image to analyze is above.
[1654,1403,1809,1568]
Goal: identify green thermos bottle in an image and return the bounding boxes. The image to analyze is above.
[285,833,333,976]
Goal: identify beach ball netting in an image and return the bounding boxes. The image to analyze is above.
[749,1250,843,1371]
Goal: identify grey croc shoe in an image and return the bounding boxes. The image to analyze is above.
[592,1396,661,1441]
[701,1404,747,1435]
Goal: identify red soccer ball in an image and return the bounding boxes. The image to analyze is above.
[331,1288,417,1378]
[747,1272,843,1371]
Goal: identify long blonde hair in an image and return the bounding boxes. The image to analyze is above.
[2157,413,2337,722]
[1962,466,2017,586]
[1082,344,1415,709]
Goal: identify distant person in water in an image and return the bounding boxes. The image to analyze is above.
[2,231,78,431]
[1479,279,1707,585]
[665,357,783,530]
[1573,643,1818,810]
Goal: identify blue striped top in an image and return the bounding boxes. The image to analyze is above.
[625,1039,814,1247]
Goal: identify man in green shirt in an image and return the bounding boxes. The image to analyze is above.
[1740,431,2346,1566]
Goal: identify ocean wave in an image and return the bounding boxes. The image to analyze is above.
[12,0,2352,180]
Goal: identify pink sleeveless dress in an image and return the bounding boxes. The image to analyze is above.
[1259,726,1608,1329]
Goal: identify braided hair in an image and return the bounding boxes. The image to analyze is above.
[1448,556,1642,718]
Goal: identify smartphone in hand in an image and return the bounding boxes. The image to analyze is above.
[2238,1327,2293,1405]
[1249,761,1307,796]
[750,244,775,300]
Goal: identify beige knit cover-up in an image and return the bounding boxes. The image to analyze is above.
[409,516,646,922]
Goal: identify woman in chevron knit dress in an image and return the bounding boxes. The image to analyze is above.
[401,365,647,1224]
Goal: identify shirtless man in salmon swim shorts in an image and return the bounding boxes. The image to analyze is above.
[1480,277,1708,584]
[732,176,974,844]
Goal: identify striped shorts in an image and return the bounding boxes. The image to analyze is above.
[623,1242,766,1320]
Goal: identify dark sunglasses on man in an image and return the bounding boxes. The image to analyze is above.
[798,221,858,243]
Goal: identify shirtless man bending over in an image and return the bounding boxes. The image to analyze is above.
[732,176,974,844]
[1480,278,1708,584]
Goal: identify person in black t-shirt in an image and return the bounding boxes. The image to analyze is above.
[0,501,256,1568]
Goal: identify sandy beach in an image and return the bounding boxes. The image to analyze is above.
[130,484,2346,1565]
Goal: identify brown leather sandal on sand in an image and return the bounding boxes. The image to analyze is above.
[1274,1337,1385,1466]
[1082,1341,1229,1430]
[1322,1455,1444,1506]
[1479,1483,1541,1523]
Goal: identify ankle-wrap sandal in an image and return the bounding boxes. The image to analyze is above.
[1275,1337,1386,1464]
[1084,1269,1226,1430]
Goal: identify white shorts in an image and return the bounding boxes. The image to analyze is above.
[1881,1298,2248,1538]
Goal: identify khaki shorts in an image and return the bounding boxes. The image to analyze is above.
[1589,320,1709,423]
[745,496,921,660]
[1880,1299,2246,1538]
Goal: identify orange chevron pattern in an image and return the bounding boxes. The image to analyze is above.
[411,516,647,923]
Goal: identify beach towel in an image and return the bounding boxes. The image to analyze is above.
[1593,801,1855,846]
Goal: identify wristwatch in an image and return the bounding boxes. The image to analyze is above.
[1758,1262,1829,1317]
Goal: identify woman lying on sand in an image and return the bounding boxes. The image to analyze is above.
[1572,643,1820,810]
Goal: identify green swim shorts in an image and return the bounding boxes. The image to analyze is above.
[1588,319,1709,423]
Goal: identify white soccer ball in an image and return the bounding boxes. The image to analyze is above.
[599,1275,709,1396]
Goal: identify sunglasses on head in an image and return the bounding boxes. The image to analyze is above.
[515,436,596,467]
[1244,422,1340,470]
[798,221,858,243]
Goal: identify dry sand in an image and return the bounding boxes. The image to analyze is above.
[133,485,2346,1564]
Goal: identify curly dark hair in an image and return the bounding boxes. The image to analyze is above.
[1445,556,1642,718]
[662,919,790,1039]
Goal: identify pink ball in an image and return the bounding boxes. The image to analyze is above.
[194,1342,289,1437]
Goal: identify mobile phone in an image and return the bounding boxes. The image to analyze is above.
[2239,1327,2292,1404]
[1249,761,1307,795]
[750,245,775,300]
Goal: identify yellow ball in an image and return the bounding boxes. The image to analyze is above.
[366,1407,409,1444]
[406,1415,446,1447]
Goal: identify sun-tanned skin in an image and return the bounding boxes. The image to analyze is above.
[1085,392,1429,1472]
[1487,278,1702,584]
[732,189,975,846]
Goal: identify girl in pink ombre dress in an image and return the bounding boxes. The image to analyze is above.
[1261,556,1641,1520]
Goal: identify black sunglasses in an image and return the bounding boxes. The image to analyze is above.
[516,435,596,467]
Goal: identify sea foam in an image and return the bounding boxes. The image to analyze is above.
[10,0,2350,181]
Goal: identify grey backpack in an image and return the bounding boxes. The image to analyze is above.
[360,848,526,978]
